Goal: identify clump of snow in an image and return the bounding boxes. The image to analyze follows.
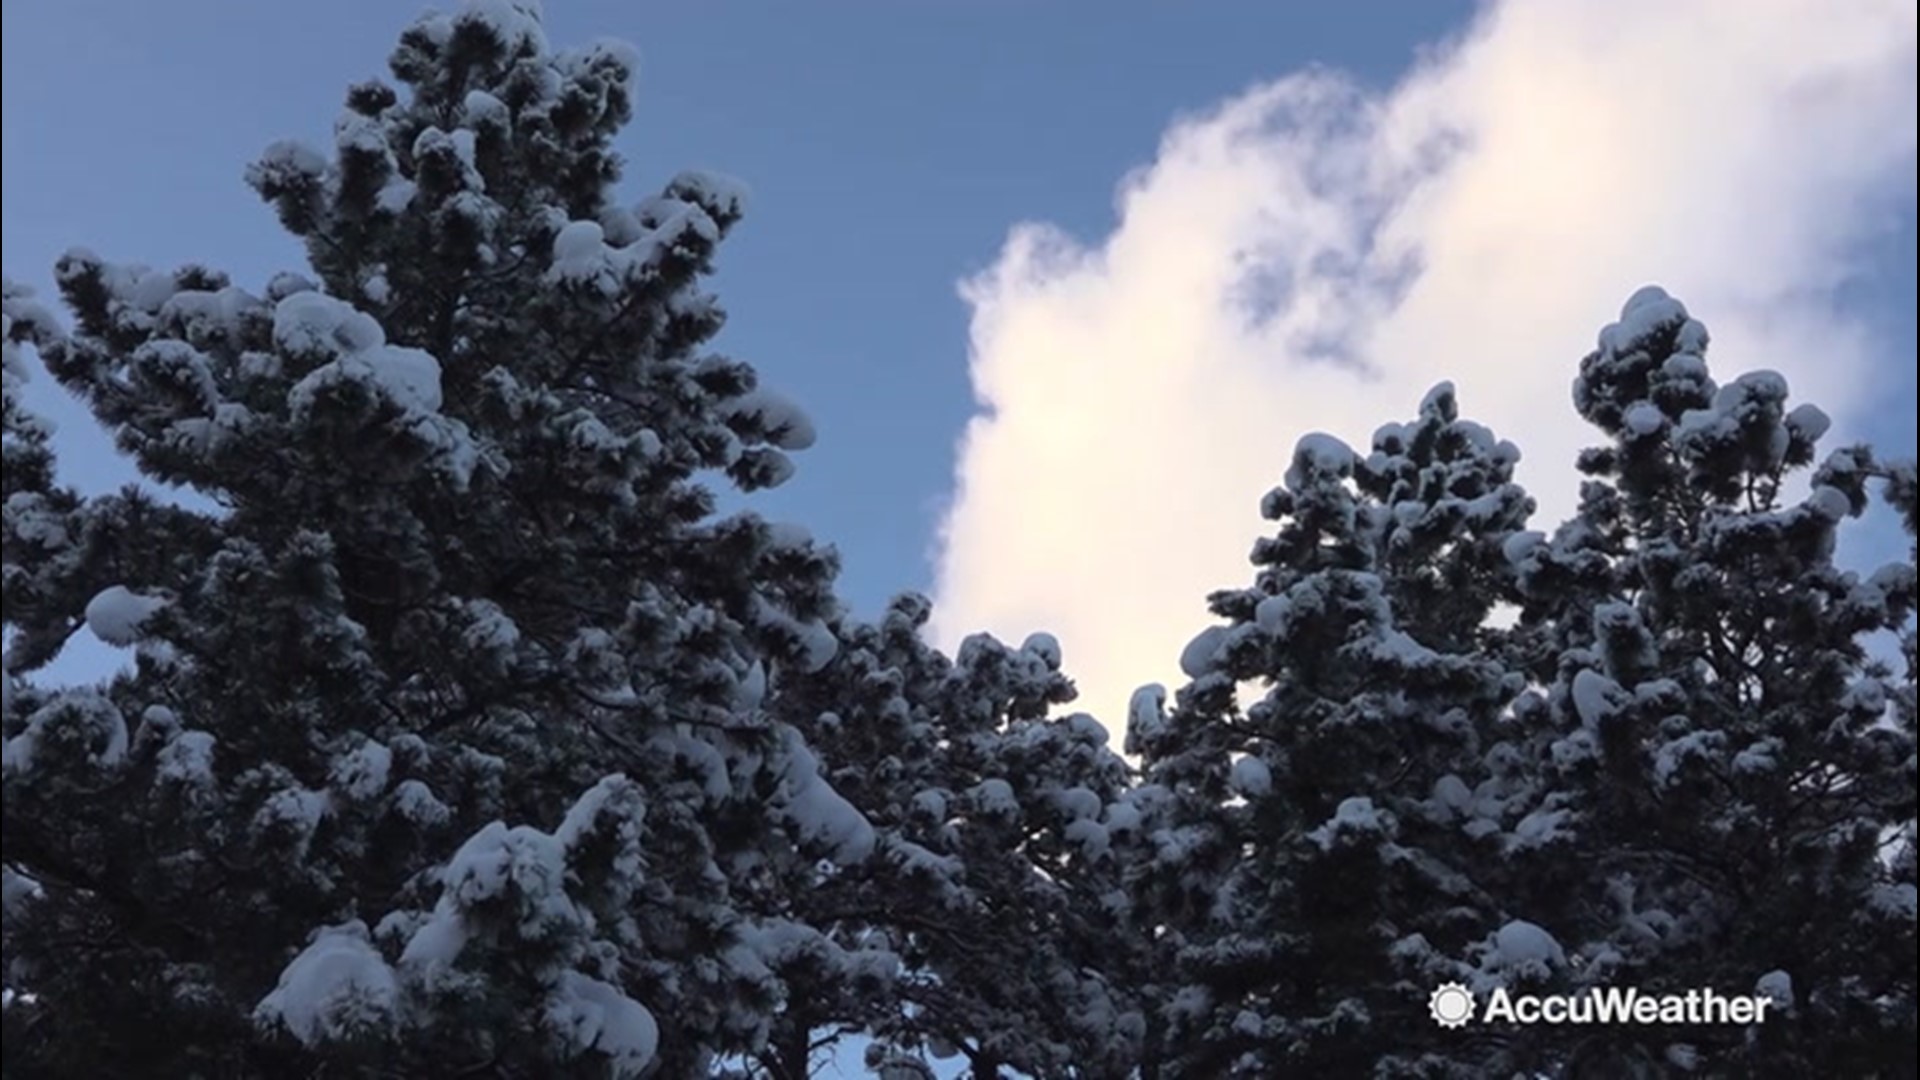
[1754,970,1794,1011]
[1431,775,1473,816]
[462,599,521,654]
[412,127,482,192]
[247,140,328,195]
[1723,369,1788,407]
[1308,796,1388,849]
[85,586,168,647]
[1549,729,1599,769]
[883,836,964,887]
[1653,730,1727,789]
[1488,919,1565,970]
[545,969,658,1077]
[1732,737,1783,774]
[762,521,814,555]
[1285,432,1356,490]
[376,179,416,215]
[330,740,394,801]
[660,731,730,801]
[462,89,510,128]
[1063,817,1110,858]
[1501,531,1546,575]
[722,386,817,451]
[1508,807,1571,849]
[1418,380,1456,417]
[774,726,874,863]
[1806,485,1853,521]
[1371,628,1439,667]
[255,920,401,1046]
[2,692,130,774]
[1253,592,1296,637]
[361,272,392,304]
[2,866,40,919]
[552,220,606,273]
[156,730,217,787]
[911,789,948,821]
[156,285,264,346]
[576,38,641,84]
[970,778,1020,818]
[255,786,331,856]
[1675,317,1709,353]
[1785,402,1831,442]
[275,290,383,356]
[1592,602,1656,679]
[548,197,723,296]
[1865,883,1916,920]
[1053,786,1102,821]
[335,111,389,158]
[1622,401,1666,438]
[391,779,453,827]
[458,0,547,54]
[1839,678,1889,718]
[1663,350,1708,383]
[1230,755,1272,798]
[747,597,839,674]
[1022,631,1062,668]
[794,618,838,673]
[1569,669,1628,727]
[275,290,476,484]
[734,659,768,712]
[1179,625,1230,679]
[1621,285,1672,315]
[1675,370,1798,469]
[402,819,567,971]
[1103,796,1144,835]
[1126,684,1168,748]
[1598,286,1688,356]
[278,291,446,413]
[666,169,750,225]
[369,336,452,410]
[4,279,63,374]
[1674,404,1731,452]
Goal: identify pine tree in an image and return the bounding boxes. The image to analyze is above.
[1,4,869,1075]
[1503,287,1917,1076]
[761,595,1147,1079]
[1,280,73,1036]
[1128,385,1554,1077]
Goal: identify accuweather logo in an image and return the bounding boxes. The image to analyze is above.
[1427,982,1776,1027]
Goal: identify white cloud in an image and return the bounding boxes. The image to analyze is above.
[929,0,1917,729]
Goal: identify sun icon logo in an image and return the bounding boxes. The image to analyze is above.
[1428,982,1476,1029]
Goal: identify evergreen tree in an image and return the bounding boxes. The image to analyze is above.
[1128,385,1556,1077]
[1501,287,1918,1076]
[760,595,1147,1079]
[1,4,869,1075]
[1,279,72,1032]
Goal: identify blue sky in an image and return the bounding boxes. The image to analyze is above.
[5,0,1916,728]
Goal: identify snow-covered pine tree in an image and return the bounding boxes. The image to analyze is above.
[1,280,77,1038]
[759,594,1147,1080]
[1,3,871,1075]
[1502,287,1918,1076]
[1127,385,1555,1077]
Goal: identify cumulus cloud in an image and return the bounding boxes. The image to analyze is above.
[929,0,1917,729]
